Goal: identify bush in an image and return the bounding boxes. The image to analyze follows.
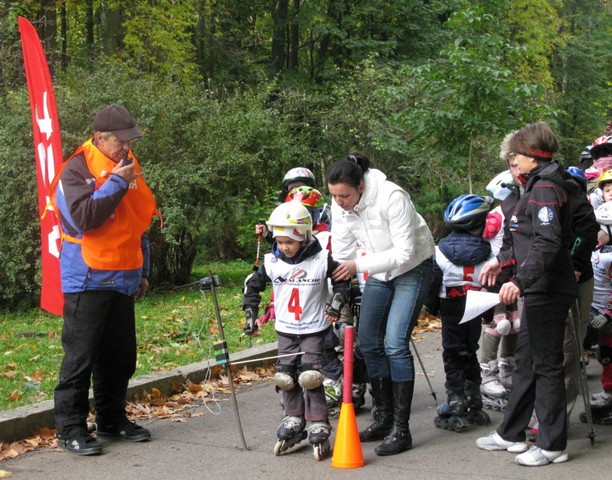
[0,90,41,308]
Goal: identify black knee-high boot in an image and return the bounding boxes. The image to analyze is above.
[375,381,414,456]
[359,377,394,442]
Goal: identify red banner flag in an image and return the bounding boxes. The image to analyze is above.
[18,16,64,316]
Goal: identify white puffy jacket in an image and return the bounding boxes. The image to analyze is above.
[331,169,434,281]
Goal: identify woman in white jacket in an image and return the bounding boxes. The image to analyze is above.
[327,153,435,456]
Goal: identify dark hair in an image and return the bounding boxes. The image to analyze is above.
[326,152,371,188]
[509,122,558,162]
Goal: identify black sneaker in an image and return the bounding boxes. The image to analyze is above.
[57,431,103,456]
[96,420,151,442]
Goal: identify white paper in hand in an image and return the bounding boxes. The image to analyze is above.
[459,290,500,324]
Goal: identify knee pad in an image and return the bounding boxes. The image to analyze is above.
[458,350,475,369]
[298,369,323,390]
[597,345,612,366]
[275,364,297,391]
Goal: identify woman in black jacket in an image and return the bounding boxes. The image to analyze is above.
[475,122,591,466]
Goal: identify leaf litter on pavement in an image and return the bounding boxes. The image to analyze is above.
[0,365,274,463]
[0,313,440,465]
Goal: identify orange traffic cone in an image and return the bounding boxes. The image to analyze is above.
[331,401,365,468]
[331,325,365,469]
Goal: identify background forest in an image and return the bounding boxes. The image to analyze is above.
[0,0,610,309]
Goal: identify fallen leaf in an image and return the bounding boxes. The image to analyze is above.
[29,371,44,381]
[7,390,22,402]
[186,380,203,393]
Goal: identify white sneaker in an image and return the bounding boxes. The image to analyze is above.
[475,431,529,452]
[515,445,568,466]
[590,391,612,408]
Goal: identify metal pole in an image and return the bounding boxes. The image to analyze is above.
[411,339,438,406]
[204,271,250,451]
[569,302,596,445]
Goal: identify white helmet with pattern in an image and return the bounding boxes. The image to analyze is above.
[267,201,312,242]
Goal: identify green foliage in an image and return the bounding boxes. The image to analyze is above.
[552,0,612,163]
[0,89,40,309]
[380,2,556,193]
[121,0,200,83]
[50,62,312,287]
[1,0,610,307]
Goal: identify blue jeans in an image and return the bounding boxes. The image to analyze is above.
[358,259,433,382]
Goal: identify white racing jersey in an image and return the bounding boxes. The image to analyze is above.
[435,246,492,299]
[264,249,331,335]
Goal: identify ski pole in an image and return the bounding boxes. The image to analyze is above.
[253,219,265,271]
[411,339,438,406]
[201,271,249,450]
[569,302,596,445]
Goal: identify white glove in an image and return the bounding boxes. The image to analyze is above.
[590,313,610,330]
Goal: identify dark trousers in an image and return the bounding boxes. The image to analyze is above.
[497,292,573,451]
[440,300,482,395]
[54,290,136,436]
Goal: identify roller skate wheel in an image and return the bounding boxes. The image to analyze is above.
[434,415,469,432]
[466,409,491,426]
[313,440,331,461]
[274,439,285,456]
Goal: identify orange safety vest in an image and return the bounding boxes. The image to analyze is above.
[50,138,158,271]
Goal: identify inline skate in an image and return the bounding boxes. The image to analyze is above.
[481,393,507,411]
[497,356,514,391]
[307,422,331,460]
[434,394,469,432]
[274,415,307,455]
[464,380,491,426]
[580,391,612,425]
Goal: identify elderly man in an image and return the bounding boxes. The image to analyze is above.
[51,104,158,455]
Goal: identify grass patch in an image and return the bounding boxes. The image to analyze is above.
[0,260,277,412]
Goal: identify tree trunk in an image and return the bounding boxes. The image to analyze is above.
[271,0,288,73]
[60,0,68,70]
[39,0,57,67]
[315,0,340,83]
[288,0,300,70]
[86,0,94,60]
[99,3,125,55]
[195,0,216,78]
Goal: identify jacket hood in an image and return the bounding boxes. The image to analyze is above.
[355,169,387,212]
[438,231,492,266]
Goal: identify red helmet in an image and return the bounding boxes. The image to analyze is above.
[285,186,324,208]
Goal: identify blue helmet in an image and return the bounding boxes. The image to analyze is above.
[566,166,587,192]
[444,194,494,231]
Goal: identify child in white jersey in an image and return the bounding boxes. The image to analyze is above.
[243,200,349,460]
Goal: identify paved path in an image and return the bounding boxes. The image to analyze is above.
[2,331,610,479]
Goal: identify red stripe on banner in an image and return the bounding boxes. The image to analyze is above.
[18,16,64,316]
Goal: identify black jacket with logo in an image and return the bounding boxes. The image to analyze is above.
[497,161,596,295]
